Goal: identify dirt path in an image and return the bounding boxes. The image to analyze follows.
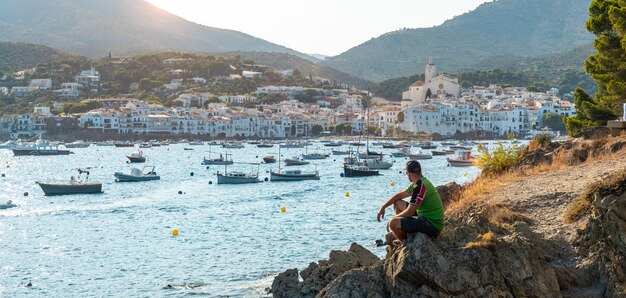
[490,154,626,242]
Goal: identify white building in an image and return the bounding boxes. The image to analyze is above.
[29,79,52,90]
[33,106,52,116]
[57,83,81,97]
[242,71,262,79]
[402,58,461,104]
[75,68,101,92]
[11,86,39,97]
[218,95,257,103]
[176,93,211,108]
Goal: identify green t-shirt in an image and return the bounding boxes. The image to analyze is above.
[406,177,445,231]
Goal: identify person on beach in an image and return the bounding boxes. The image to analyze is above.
[377,160,445,246]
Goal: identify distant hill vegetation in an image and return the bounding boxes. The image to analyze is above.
[322,0,594,81]
[0,0,313,60]
[0,42,75,71]
[217,52,373,89]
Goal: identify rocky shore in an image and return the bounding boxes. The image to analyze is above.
[271,131,626,297]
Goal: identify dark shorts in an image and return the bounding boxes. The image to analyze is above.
[400,216,441,238]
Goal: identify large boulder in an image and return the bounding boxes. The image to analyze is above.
[436,182,462,207]
[271,243,381,298]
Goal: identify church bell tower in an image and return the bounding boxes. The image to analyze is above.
[424,57,436,84]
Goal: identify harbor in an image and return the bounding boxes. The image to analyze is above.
[0,139,486,296]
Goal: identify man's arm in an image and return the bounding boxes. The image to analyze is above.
[394,180,426,218]
[377,190,411,222]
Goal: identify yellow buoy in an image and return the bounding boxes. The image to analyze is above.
[172,229,179,236]
[464,173,468,177]
[390,182,395,187]
[280,206,286,213]
[345,192,350,197]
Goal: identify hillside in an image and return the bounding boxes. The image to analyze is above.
[218,52,373,89]
[0,0,313,60]
[0,42,76,71]
[322,0,594,81]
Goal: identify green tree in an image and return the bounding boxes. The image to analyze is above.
[397,111,405,123]
[543,113,566,132]
[564,0,622,134]
[311,124,324,135]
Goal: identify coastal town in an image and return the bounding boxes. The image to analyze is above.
[0,58,574,140]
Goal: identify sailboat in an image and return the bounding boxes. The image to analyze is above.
[343,108,380,177]
[203,147,234,165]
[271,145,320,181]
[216,154,261,184]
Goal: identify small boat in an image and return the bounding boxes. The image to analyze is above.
[382,142,398,149]
[37,169,102,195]
[188,141,204,146]
[447,150,476,167]
[271,169,320,181]
[263,155,277,163]
[206,141,221,146]
[332,150,350,155]
[202,154,234,165]
[64,141,91,148]
[350,142,365,146]
[431,150,450,156]
[248,141,261,145]
[184,147,194,151]
[391,148,410,157]
[418,141,437,149]
[409,150,433,160]
[127,150,146,163]
[345,157,392,170]
[343,164,379,177]
[358,150,382,159]
[256,143,274,148]
[95,142,115,147]
[284,156,310,166]
[302,152,327,160]
[0,200,17,209]
[217,171,261,184]
[114,166,160,182]
[441,141,456,146]
[222,142,245,149]
[114,142,135,148]
[280,141,305,148]
[12,140,73,156]
[323,142,342,147]
[139,143,152,148]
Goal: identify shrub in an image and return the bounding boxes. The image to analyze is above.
[527,134,552,151]
[476,142,522,175]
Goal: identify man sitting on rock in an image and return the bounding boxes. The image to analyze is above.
[377,160,445,246]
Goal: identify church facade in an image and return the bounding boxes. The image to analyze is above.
[402,58,461,105]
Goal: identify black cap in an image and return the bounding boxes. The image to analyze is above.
[405,160,422,174]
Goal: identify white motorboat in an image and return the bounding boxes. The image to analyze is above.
[284,156,310,166]
[409,150,433,160]
[447,150,476,167]
[188,140,204,146]
[114,166,160,182]
[203,155,234,165]
[332,150,350,155]
[271,169,320,181]
[64,141,91,148]
[222,142,245,149]
[391,147,410,157]
[280,141,305,148]
[12,140,73,156]
[217,171,260,184]
[36,169,102,196]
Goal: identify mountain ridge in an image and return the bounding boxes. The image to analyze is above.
[322,0,594,81]
[0,0,316,61]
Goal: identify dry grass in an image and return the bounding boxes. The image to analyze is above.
[563,169,626,223]
[465,231,496,250]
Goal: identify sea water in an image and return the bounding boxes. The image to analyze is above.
[0,142,486,297]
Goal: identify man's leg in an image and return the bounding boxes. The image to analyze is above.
[389,217,407,242]
[393,200,408,215]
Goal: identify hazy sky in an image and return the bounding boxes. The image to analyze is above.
[145,0,491,56]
